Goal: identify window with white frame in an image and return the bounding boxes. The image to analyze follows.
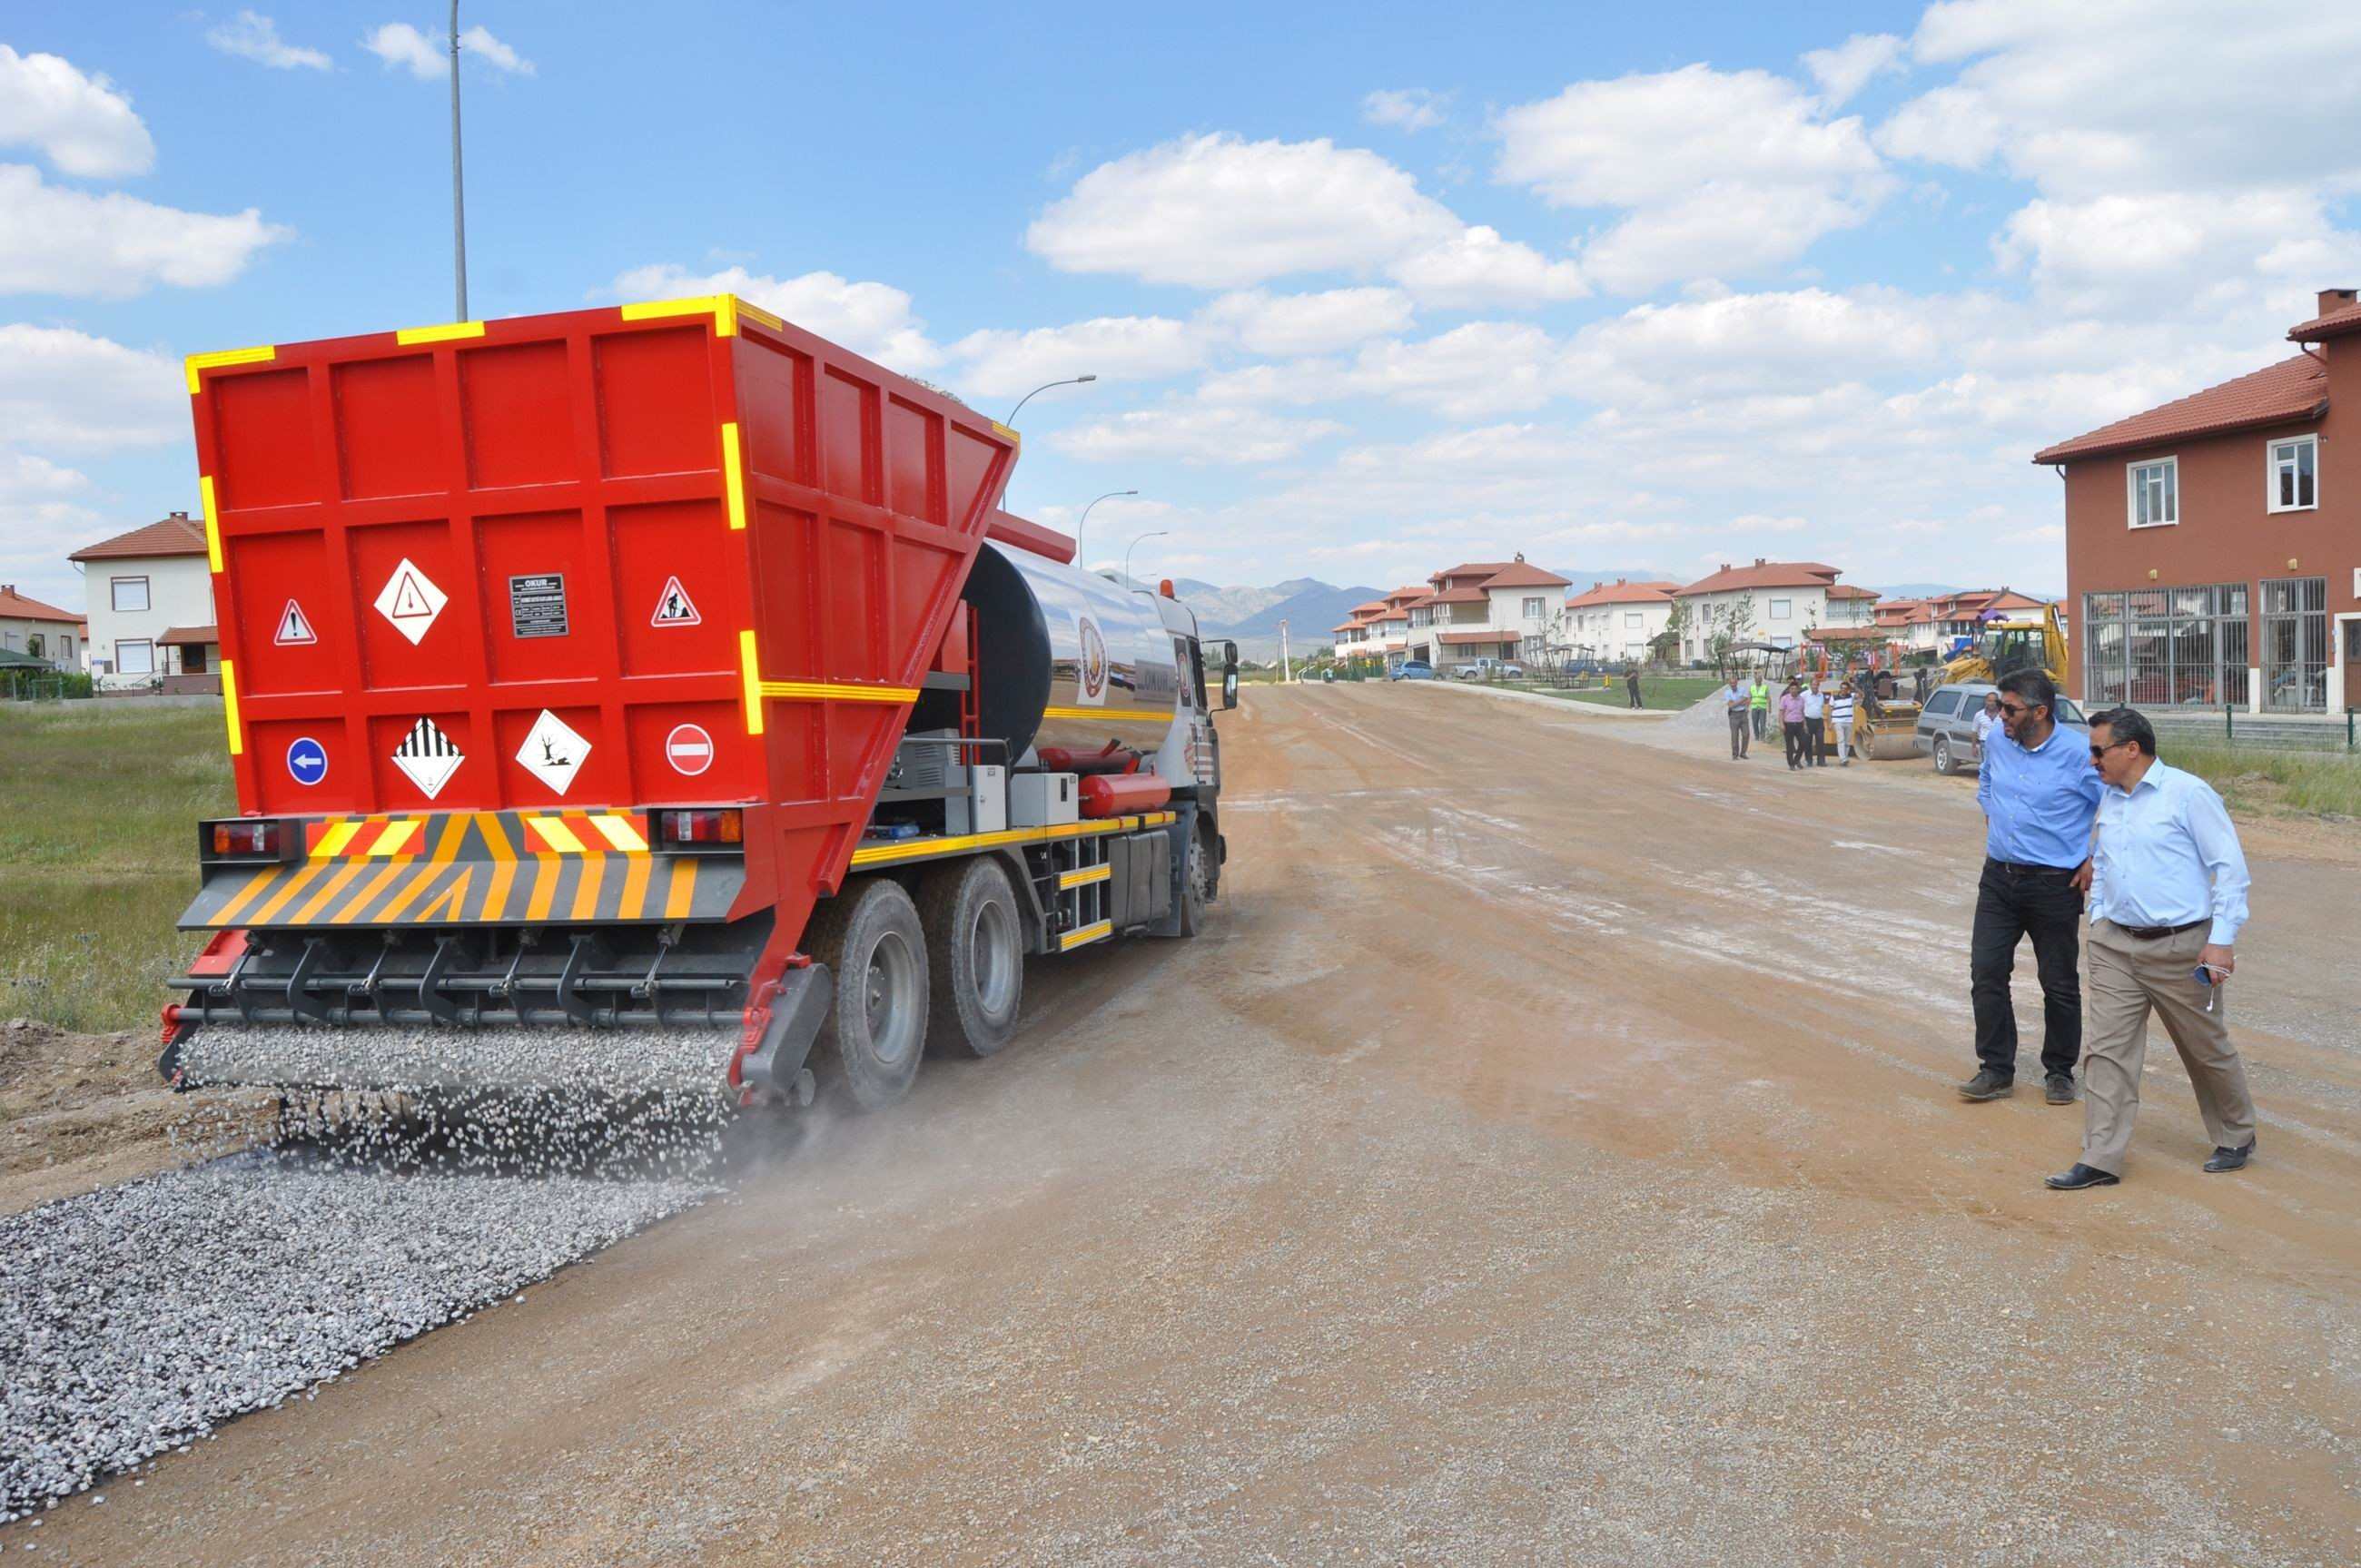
[2267,434,2317,512]
[1624,611,1645,629]
[110,576,150,613]
[1768,597,1793,621]
[115,638,154,675]
[2128,457,2178,528]
[1522,596,1546,618]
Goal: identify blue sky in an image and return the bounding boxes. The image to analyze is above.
[6,2,2359,610]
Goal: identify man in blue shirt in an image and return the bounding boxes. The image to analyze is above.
[2047,707,2257,1190]
[1960,670,2103,1105]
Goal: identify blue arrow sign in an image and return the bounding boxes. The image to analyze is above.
[285,735,328,787]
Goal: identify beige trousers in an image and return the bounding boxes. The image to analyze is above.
[2080,919,2257,1175]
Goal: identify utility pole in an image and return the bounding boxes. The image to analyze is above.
[449,2,469,320]
[1279,620,1292,684]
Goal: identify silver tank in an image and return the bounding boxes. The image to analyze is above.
[951,541,1181,763]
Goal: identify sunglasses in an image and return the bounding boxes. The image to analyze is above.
[1999,700,2038,717]
[2089,739,2133,761]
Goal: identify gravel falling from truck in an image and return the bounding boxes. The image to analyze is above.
[0,1075,736,1522]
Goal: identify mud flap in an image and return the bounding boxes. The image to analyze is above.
[1150,804,1200,937]
[736,963,834,1100]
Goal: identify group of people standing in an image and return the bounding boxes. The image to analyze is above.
[1962,670,2258,1189]
[1717,673,1861,770]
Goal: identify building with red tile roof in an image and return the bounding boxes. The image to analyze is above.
[0,585,86,670]
[1562,579,1680,662]
[1401,554,1576,670]
[2039,286,2359,713]
[68,511,221,690]
[1671,558,1873,662]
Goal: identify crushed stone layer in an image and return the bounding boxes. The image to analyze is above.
[0,1162,712,1521]
[175,1023,737,1098]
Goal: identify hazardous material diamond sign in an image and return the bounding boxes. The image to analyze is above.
[650,576,701,626]
[391,716,463,799]
[516,709,590,796]
[373,558,448,646]
[273,599,317,646]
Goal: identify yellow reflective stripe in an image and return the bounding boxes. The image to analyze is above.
[664,860,698,920]
[721,421,746,530]
[478,814,520,919]
[375,817,468,923]
[734,296,783,331]
[220,659,242,755]
[367,819,421,857]
[1058,920,1112,952]
[1058,864,1111,889]
[620,294,739,336]
[991,419,1020,448]
[209,866,285,927]
[312,819,365,859]
[845,811,1175,869]
[568,854,608,922]
[395,321,485,345]
[739,630,766,735]
[414,865,476,923]
[184,344,274,395]
[1041,705,1170,722]
[757,680,919,705]
[589,814,647,853]
[525,814,586,854]
[199,475,223,571]
[247,859,335,926]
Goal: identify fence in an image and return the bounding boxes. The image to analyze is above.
[2151,707,2359,754]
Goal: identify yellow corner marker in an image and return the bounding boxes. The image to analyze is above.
[395,321,487,346]
[735,296,784,332]
[721,421,746,530]
[622,295,739,337]
[739,629,766,735]
[199,475,223,572]
[183,344,276,395]
[220,658,242,756]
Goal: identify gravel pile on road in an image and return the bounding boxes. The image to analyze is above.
[0,1160,715,1520]
[177,1023,736,1099]
[1666,693,1731,732]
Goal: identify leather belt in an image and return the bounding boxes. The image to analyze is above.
[2115,918,2206,941]
[1988,857,2075,876]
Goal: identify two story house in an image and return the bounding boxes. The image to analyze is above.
[1560,579,1678,662]
[2036,286,2360,714]
[69,513,220,692]
[0,585,84,669]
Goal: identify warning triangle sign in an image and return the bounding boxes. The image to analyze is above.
[650,576,701,627]
[274,599,317,646]
[390,574,432,617]
[372,557,449,646]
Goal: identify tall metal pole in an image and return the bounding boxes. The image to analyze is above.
[1279,619,1292,684]
[449,2,469,320]
[1074,489,1136,573]
[1122,528,1169,589]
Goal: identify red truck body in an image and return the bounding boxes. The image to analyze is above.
[189,296,1016,949]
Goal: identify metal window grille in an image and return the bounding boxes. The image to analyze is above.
[2081,584,2248,710]
[2259,576,2327,714]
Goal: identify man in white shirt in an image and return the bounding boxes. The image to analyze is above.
[1828,682,1857,765]
[1720,676,1751,761]
[1972,692,2002,755]
[2047,707,2258,1190]
[1798,684,1826,767]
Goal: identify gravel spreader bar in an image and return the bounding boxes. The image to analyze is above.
[0,1163,713,1521]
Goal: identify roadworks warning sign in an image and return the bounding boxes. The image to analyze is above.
[651,576,701,626]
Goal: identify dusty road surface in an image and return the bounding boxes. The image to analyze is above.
[16,683,2360,1566]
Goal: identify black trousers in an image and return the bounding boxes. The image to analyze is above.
[1971,857,2084,1080]
[1783,719,1805,766]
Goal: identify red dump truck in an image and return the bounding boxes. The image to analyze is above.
[161,294,1234,1111]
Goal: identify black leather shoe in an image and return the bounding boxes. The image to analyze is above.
[2045,1163,2120,1191]
[1956,1070,2013,1102]
[2044,1073,2077,1105]
[2203,1139,2256,1173]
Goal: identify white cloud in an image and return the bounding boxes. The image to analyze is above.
[1052,406,1345,466]
[0,164,289,297]
[1348,322,1566,419]
[1992,189,2361,318]
[1566,287,1952,404]
[0,44,153,177]
[950,315,1202,399]
[608,262,941,369]
[1362,88,1448,133]
[364,22,534,80]
[1495,64,1891,292]
[1803,34,1904,107]
[1196,288,1413,357]
[206,11,332,71]
[1027,132,1579,305]
[0,324,188,448]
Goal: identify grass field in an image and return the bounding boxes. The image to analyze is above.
[2168,743,2361,820]
[0,703,232,1033]
[1530,675,1726,710]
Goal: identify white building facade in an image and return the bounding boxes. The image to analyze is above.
[1674,559,1873,661]
[1561,579,1679,662]
[0,586,84,669]
[70,514,219,690]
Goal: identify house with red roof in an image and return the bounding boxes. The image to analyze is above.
[2037,286,2359,714]
[1561,579,1679,662]
[1671,559,1874,662]
[1398,555,1571,670]
[0,585,85,671]
[67,512,220,692]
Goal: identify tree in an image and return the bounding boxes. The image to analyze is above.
[1704,598,1758,676]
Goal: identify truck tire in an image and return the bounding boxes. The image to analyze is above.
[806,877,928,1110]
[920,856,1023,1059]
[1175,823,1210,938]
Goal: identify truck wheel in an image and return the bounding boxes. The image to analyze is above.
[1933,736,1955,775]
[807,877,928,1110]
[1175,825,1211,938]
[920,857,1023,1059]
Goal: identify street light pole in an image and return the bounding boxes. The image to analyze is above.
[1122,528,1170,589]
[1279,619,1292,684]
[1074,489,1136,572]
[449,1,468,321]
[1003,375,1097,428]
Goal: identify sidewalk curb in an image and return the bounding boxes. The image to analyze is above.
[1407,679,1674,720]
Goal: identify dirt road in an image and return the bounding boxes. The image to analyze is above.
[21,684,2361,1565]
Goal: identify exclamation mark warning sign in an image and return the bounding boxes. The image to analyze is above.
[651,576,701,627]
[273,599,317,646]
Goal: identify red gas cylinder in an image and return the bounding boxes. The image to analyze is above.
[1076,772,1171,819]
[1036,744,1137,775]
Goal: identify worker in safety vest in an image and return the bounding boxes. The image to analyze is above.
[1747,675,1771,740]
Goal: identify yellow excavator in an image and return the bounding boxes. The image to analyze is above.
[1942,603,2069,688]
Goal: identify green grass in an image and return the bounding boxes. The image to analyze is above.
[2163,743,2361,820]
[0,703,233,1032]
[1534,675,1726,710]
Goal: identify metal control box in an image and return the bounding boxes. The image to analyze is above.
[947,764,1006,834]
[1009,772,1076,827]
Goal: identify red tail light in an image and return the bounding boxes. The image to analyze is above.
[211,819,282,857]
[657,808,743,846]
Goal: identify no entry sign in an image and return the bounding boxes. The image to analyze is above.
[665,723,714,776]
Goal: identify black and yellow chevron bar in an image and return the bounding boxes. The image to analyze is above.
[178,812,743,931]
